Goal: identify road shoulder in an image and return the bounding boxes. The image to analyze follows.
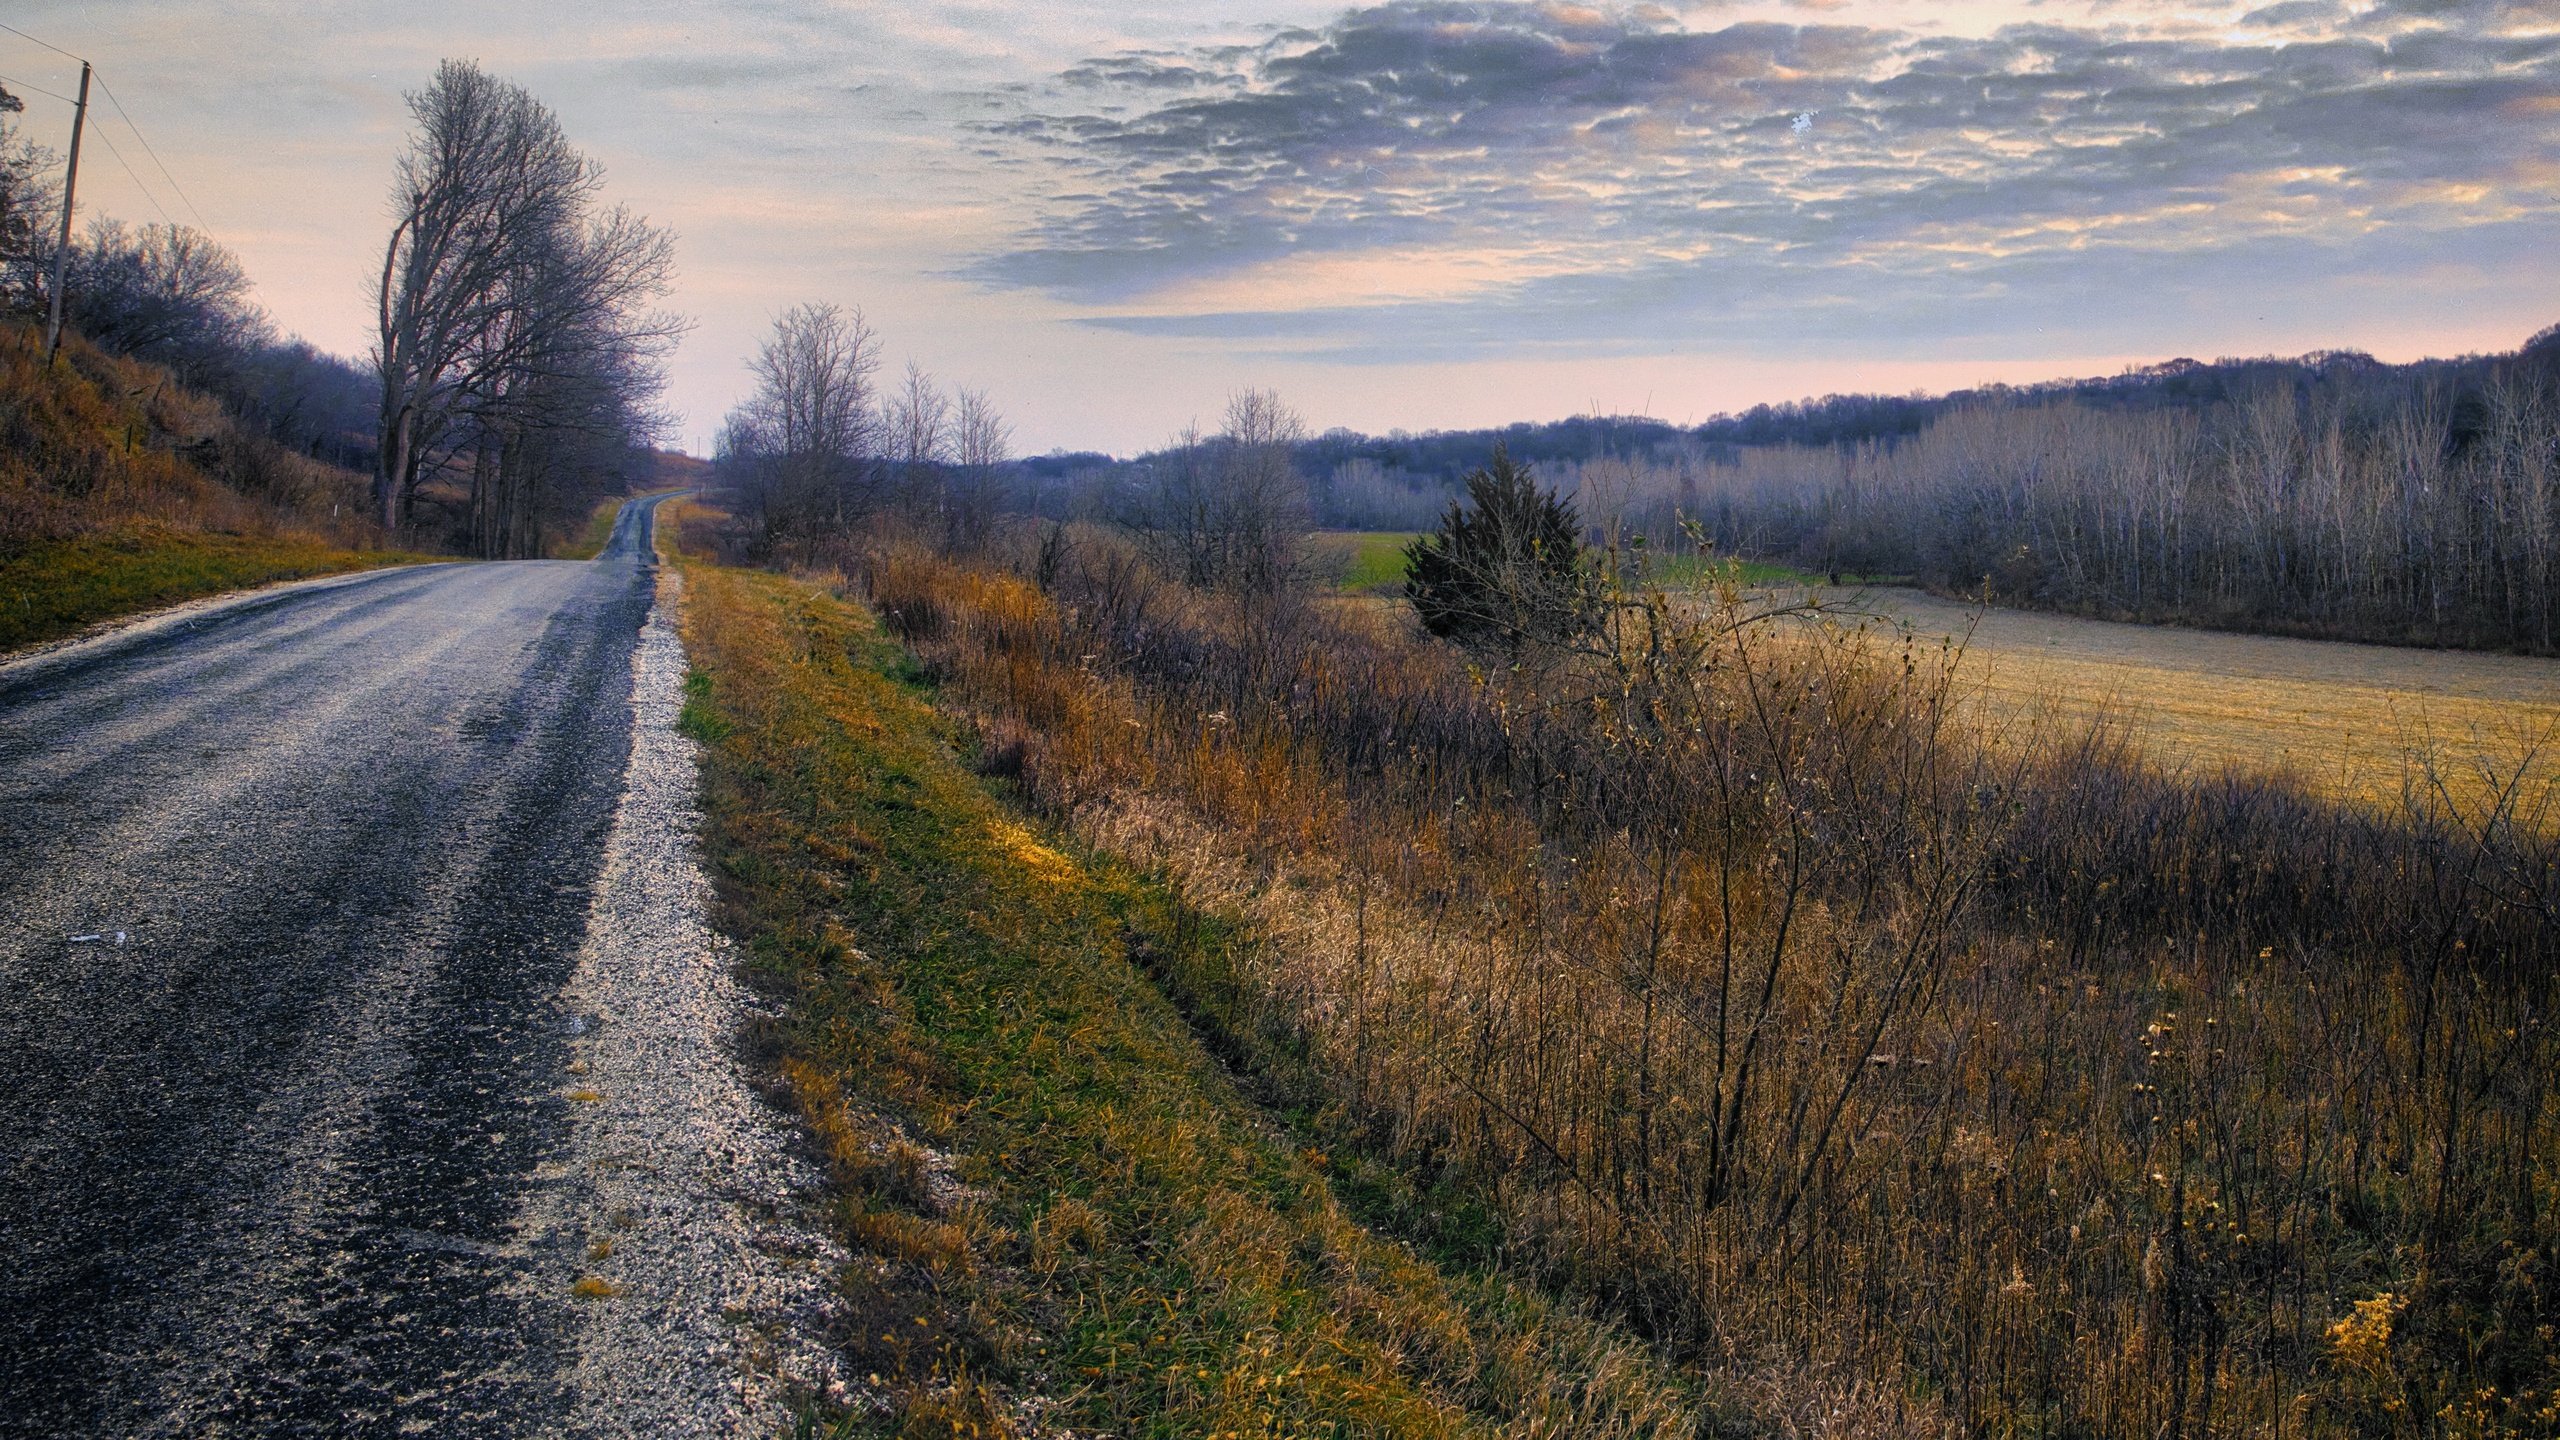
[540,559,849,1436]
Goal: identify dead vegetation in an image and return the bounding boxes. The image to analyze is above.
[670,548,1723,1438]
[0,321,377,550]
[0,320,415,650]
[858,522,2560,1439]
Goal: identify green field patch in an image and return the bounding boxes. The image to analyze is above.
[1311,530,1419,592]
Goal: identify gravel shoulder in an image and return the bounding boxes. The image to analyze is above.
[544,562,847,1436]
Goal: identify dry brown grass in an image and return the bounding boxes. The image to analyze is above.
[1866,587,2560,811]
[863,527,2560,1440]
[0,322,377,550]
[1339,579,2560,814]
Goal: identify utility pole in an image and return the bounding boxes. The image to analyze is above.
[43,61,90,368]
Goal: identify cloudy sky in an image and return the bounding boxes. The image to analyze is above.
[4,1,2555,453]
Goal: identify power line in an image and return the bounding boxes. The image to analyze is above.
[0,70,79,107]
[4,25,228,263]
[4,46,217,239]
[87,123,175,226]
[4,67,177,229]
[0,20,83,63]
[94,73,209,231]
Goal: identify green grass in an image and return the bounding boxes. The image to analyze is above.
[673,553,1711,1438]
[0,529,434,656]
[1314,530,1420,592]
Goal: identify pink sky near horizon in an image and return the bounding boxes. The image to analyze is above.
[2,0,2553,455]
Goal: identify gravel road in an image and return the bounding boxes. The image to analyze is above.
[0,496,834,1437]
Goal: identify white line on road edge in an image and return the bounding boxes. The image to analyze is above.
[539,562,849,1437]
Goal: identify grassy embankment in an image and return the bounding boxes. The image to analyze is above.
[0,322,424,655]
[659,506,1716,1437]
[551,495,630,561]
[0,532,426,656]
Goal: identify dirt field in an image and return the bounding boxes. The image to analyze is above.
[1843,587,2560,812]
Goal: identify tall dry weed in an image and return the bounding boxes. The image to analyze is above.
[863,526,2560,1438]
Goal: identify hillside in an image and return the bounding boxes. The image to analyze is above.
[0,322,426,653]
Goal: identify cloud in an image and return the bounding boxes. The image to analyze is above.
[966,0,2560,359]
[2240,1,2345,26]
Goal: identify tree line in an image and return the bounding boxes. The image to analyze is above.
[3,82,377,471]
[1561,345,2560,652]
[371,61,681,557]
[709,321,1334,609]
[1004,331,2560,655]
[1268,342,2553,516]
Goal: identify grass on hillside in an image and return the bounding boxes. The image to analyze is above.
[0,529,431,655]
[0,319,421,656]
[666,535,1720,1438]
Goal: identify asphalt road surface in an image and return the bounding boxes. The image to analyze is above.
[0,495,721,1436]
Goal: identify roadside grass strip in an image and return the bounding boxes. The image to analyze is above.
[0,530,432,655]
[671,557,1713,1439]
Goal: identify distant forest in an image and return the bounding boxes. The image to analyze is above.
[1021,328,2560,652]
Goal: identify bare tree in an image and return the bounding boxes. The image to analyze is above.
[884,358,950,513]
[372,60,591,534]
[719,301,883,555]
[456,203,681,557]
[59,220,272,384]
[944,384,1012,551]
[1143,387,1311,595]
[0,86,58,316]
